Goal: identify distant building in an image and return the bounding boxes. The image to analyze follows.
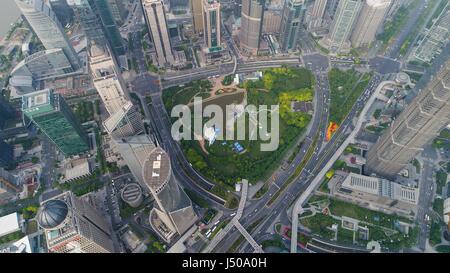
[306,0,327,31]
[279,0,306,52]
[262,9,282,34]
[142,0,175,66]
[351,0,391,48]
[239,0,266,55]
[68,0,107,46]
[37,191,115,253]
[15,0,80,69]
[319,0,363,54]
[22,89,89,157]
[191,0,204,33]
[203,0,221,49]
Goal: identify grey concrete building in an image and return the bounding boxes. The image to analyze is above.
[143,147,198,242]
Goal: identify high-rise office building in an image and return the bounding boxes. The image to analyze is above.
[15,0,80,69]
[88,43,144,139]
[142,0,175,66]
[49,0,74,26]
[320,0,362,54]
[0,95,15,129]
[191,0,204,33]
[107,0,128,25]
[239,0,266,55]
[307,0,327,30]
[143,147,198,242]
[10,48,78,95]
[95,0,126,56]
[262,9,283,34]
[115,135,197,241]
[351,0,391,48]
[366,50,450,178]
[88,44,130,115]
[22,89,89,156]
[37,191,115,253]
[115,134,157,186]
[203,0,221,49]
[0,139,14,168]
[103,101,144,139]
[279,0,305,52]
[67,0,107,46]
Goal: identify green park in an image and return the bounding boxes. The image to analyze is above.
[163,67,315,201]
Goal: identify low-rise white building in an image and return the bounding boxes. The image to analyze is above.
[341,173,419,205]
[0,213,22,238]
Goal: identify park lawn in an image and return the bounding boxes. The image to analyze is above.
[163,79,213,111]
[368,225,419,251]
[429,221,442,246]
[436,245,450,253]
[72,101,95,123]
[184,188,210,208]
[436,171,448,195]
[328,68,372,125]
[433,198,444,215]
[119,199,146,219]
[343,144,362,155]
[299,213,338,240]
[328,198,412,229]
[337,226,356,246]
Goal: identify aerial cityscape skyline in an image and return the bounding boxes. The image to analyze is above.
[0,0,449,260]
